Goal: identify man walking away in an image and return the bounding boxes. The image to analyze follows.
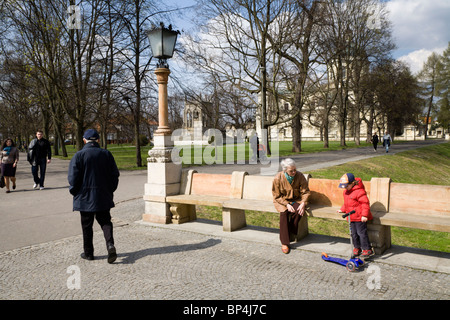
[68,129,120,264]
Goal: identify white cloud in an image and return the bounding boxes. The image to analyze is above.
[386,0,450,73]
[398,47,446,75]
[387,0,450,50]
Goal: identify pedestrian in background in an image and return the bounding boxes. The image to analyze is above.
[382,131,392,153]
[1,138,19,193]
[371,133,379,152]
[249,132,259,162]
[28,130,52,190]
[272,158,310,254]
[68,129,120,263]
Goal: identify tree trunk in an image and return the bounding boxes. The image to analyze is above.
[292,115,302,152]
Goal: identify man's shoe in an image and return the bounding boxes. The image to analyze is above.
[81,253,94,261]
[107,244,117,264]
[33,183,38,189]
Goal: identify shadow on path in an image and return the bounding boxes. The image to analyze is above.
[95,238,222,264]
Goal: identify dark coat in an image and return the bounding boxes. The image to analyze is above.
[372,134,379,144]
[68,142,120,212]
[27,138,51,165]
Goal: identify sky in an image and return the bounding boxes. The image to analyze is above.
[386,0,450,74]
[168,0,450,75]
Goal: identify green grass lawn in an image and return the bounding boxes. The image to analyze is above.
[55,141,450,253]
[56,140,373,169]
[309,141,450,185]
[55,144,153,170]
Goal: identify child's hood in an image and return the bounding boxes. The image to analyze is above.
[348,177,366,193]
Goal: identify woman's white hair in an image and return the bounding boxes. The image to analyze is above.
[280,158,296,171]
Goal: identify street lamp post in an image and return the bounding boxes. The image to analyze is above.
[147,22,180,136]
[142,22,183,224]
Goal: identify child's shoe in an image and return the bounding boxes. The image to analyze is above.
[352,248,361,256]
[361,249,374,257]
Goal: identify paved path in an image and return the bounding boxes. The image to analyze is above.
[0,157,146,252]
[0,139,448,303]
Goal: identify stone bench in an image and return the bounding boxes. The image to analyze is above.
[305,178,450,254]
[165,170,450,254]
[166,170,310,236]
[166,170,247,231]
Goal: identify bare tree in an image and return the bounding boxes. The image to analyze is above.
[90,0,130,148]
[305,70,339,148]
[314,0,394,146]
[267,0,325,152]
[2,0,72,155]
[0,57,39,145]
[435,43,450,130]
[419,52,441,139]
[183,0,287,150]
[113,0,175,167]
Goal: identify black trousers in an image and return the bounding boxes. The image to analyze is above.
[350,221,371,250]
[280,210,302,245]
[80,210,114,255]
[31,157,47,187]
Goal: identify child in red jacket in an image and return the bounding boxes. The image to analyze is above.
[338,173,374,257]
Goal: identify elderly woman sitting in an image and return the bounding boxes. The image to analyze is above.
[272,158,310,254]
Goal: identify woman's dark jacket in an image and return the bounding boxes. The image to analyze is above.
[68,142,120,212]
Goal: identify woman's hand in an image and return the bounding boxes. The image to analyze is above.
[297,202,306,216]
[289,202,305,216]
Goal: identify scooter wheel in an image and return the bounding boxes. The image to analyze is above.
[346,261,356,272]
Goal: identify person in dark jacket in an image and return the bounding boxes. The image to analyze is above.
[337,173,374,258]
[68,129,120,263]
[371,133,379,152]
[28,130,52,190]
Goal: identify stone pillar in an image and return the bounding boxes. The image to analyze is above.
[142,68,182,224]
[222,208,246,232]
[368,177,392,254]
[367,224,391,255]
[154,68,171,135]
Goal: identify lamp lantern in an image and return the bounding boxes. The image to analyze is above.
[147,22,180,68]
